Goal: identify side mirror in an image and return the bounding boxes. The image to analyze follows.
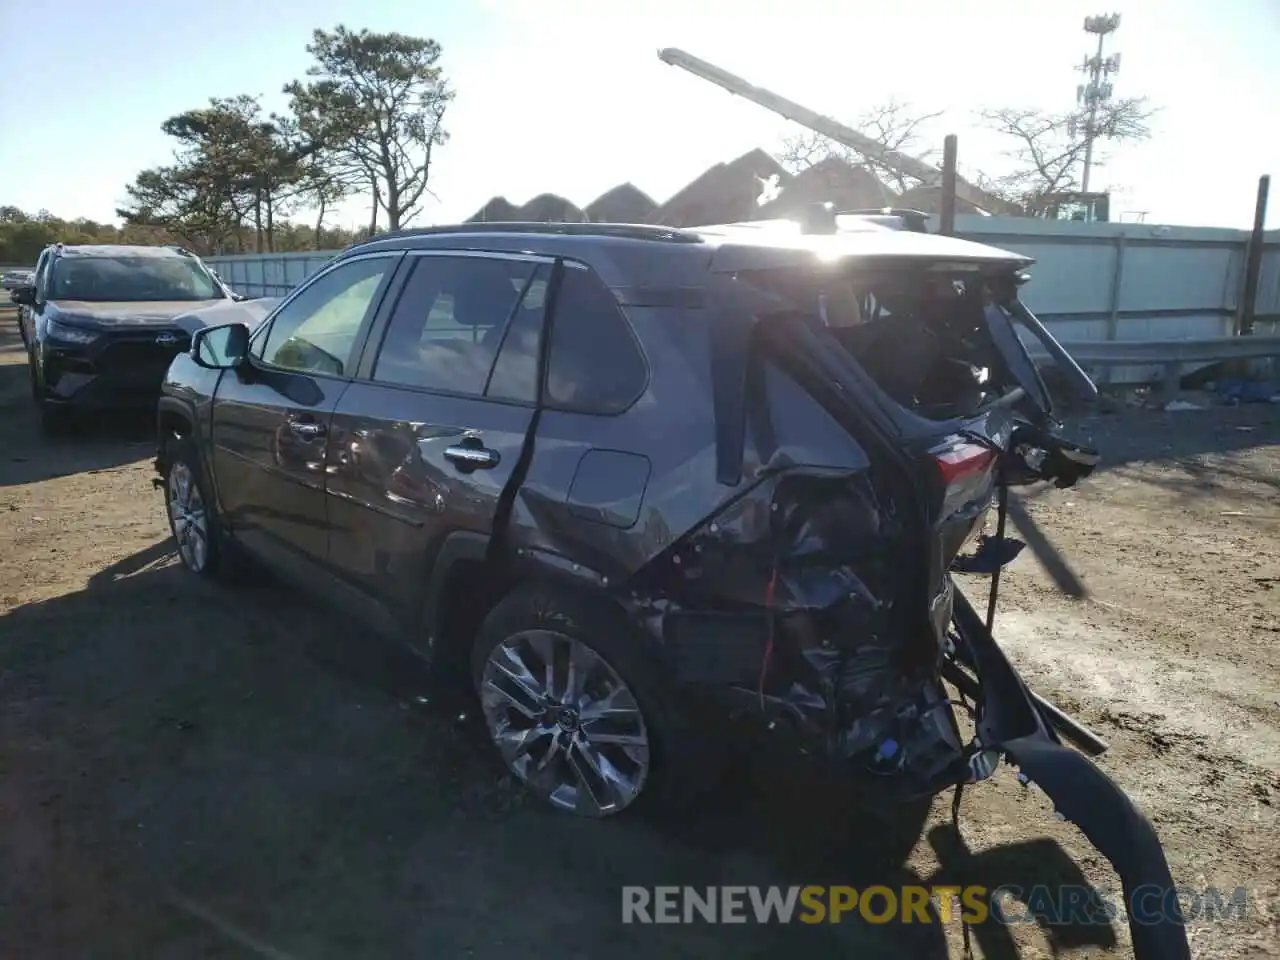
[191,322,251,370]
[10,285,36,306]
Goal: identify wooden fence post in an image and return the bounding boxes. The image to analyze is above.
[940,135,958,237]
[1239,174,1270,336]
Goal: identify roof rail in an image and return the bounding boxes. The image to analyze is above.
[787,203,934,236]
[347,221,705,251]
[839,208,932,233]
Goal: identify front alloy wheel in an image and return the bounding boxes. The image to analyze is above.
[167,461,210,574]
[478,629,651,817]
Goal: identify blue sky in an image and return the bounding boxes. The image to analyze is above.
[2,0,1278,229]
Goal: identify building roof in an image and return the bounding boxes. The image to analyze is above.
[585,183,659,223]
[649,148,791,228]
[758,157,895,218]
[467,196,522,222]
[513,194,588,222]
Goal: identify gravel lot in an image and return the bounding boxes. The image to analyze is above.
[1,309,1277,959]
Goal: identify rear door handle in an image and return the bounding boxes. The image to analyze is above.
[444,438,500,470]
[289,420,326,439]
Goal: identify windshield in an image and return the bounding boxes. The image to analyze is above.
[49,256,222,302]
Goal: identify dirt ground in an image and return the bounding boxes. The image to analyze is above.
[1,308,1277,959]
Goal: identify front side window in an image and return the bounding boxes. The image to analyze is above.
[372,256,539,396]
[48,255,223,302]
[259,256,394,377]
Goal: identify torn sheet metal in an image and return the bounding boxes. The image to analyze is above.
[629,465,928,752]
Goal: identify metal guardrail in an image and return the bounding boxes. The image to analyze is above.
[1030,336,1280,398]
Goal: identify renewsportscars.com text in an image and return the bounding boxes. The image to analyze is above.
[621,884,1251,926]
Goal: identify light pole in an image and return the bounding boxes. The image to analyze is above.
[1076,14,1122,194]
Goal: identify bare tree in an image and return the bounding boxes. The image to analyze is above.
[978,97,1154,212]
[779,98,944,193]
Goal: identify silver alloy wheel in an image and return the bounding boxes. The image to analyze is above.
[167,462,209,573]
[478,629,651,818]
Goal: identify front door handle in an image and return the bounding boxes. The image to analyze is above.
[444,437,500,471]
[289,420,326,439]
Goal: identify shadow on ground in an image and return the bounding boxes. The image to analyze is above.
[0,411,155,487]
[993,402,1278,599]
[1060,402,1279,492]
[0,543,1120,959]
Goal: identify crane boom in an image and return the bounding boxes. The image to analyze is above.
[657,47,1022,217]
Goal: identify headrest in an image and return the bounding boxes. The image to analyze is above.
[451,279,518,327]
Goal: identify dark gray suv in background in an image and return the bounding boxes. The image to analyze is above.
[12,243,235,431]
[154,215,1187,959]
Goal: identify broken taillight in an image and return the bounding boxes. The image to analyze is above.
[932,441,997,485]
[932,439,999,521]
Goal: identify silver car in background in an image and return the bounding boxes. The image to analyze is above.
[3,268,35,290]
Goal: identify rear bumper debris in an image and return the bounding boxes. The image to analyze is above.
[951,587,1190,960]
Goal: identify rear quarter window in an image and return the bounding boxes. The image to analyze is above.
[544,265,647,415]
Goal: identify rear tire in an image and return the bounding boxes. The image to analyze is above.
[163,437,224,580]
[471,583,720,818]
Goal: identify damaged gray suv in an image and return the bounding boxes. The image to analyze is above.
[156,212,1187,959]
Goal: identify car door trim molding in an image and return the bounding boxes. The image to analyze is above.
[486,258,567,566]
[403,249,557,265]
[325,485,426,526]
[212,441,332,493]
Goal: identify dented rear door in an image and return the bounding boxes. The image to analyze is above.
[323,252,546,620]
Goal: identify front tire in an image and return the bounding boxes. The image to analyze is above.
[471,584,705,819]
[163,440,222,579]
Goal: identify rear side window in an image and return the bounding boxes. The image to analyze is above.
[372,256,537,397]
[543,264,646,414]
[485,270,549,403]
